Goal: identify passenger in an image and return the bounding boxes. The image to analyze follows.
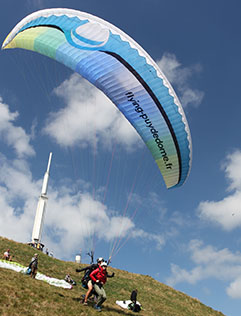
[90,261,114,312]
[76,257,104,305]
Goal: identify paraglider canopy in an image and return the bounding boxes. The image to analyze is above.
[2,8,192,189]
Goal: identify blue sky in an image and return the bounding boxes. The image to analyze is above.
[0,1,241,315]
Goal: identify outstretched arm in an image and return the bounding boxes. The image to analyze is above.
[107,272,115,278]
[76,265,91,273]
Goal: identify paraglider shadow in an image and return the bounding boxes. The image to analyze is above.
[70,298,134,314]
[104,305,134,315]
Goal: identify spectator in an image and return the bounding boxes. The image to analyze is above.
[3,249,12,261]
[29,253,38,278]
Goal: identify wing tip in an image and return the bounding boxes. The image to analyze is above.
[2,33,12,50]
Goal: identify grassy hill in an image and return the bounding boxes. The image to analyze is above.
[0,236,225,316]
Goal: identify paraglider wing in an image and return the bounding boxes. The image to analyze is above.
[2,8,192,189]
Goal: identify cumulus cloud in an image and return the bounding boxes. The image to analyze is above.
[0,97,35,157]
[166,239,241,299]
[198,150,241,230]
[222,150,241,192]
[0,152,166,260]
[43,74,141,151]
[131,228,165,250]
[227,277,241,298]
[157,53,204,108]
[0,155,39,242]
[0,156,135,259]
[42,188,170,258]
[43,190,138,259]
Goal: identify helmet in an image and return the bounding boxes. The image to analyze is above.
[97,257,104,263]
[101,261,107,267]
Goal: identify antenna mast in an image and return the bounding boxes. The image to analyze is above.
[31,152,52,249]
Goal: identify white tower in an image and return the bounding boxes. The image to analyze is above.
[31,152,52,247]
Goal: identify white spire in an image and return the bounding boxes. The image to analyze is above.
[31,152,52,244]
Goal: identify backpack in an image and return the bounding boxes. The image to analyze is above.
[81,264,97,288]
[133,304,141,312]
[128,302,141,313]
[81,269,91,284]
[26,267,31,275]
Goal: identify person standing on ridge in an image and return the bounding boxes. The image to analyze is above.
[131,289,138,305]
[129,289,141,312]
[29,253,38,278]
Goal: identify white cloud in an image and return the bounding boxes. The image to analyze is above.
[227,277,241,299]
[42,190,138,259]
[0,155,39,242]
[43,74,141,151]
[103,216,135,241]
[0,97,35,157]
[0,155,36,200]
[189,240,241,266]
[131,228,165,250]
[157,53,204,108]
[198,150,241,230]
[0,80,168,262]
[166,239,241,299]
[168,150,241,300]
[222,150,241,192]
[0,158,135,259]
[167,264,203,285]
[0,152,165,260]
[42,189,169,258]
[198,193,241,231]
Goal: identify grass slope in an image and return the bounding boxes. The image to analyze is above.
[0,236,225,316]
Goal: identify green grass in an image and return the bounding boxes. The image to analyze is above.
[0,236,226,316]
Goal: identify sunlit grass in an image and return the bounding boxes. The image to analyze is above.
[0,236,225,316]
